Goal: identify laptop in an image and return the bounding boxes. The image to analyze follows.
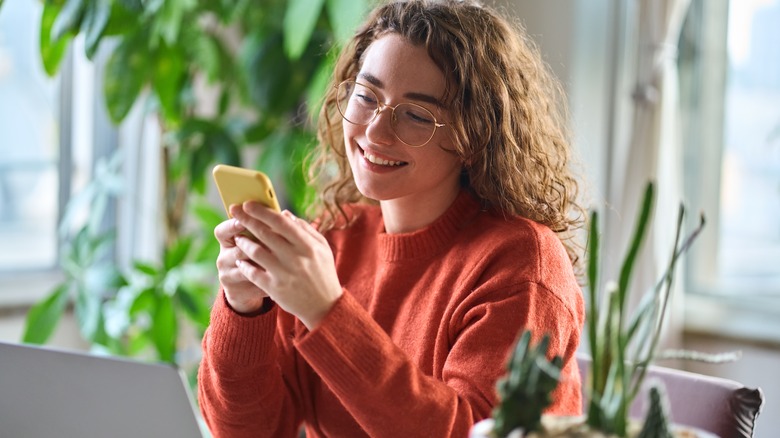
[0,341,206,437]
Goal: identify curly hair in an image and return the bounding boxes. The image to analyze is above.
[308,0,585,270]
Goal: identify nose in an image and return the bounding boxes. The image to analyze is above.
[364,105,396,145]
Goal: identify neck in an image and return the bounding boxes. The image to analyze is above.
[380,185,461,234]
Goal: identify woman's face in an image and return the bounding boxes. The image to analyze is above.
[343,34,462,208]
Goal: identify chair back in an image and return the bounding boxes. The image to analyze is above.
[576,354,764,438]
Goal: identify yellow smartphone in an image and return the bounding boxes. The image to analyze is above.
[212,164,281,217]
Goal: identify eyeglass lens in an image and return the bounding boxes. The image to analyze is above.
[336,81,438,147]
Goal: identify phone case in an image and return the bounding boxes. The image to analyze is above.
[212,164,281,216]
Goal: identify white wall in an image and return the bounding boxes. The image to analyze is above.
[492,0,616,203]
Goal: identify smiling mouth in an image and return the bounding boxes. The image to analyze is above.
[362,148,408,167]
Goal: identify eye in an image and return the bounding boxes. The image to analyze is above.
[399,105,435,125]
[355,92,377,104]
[351,84,378,106]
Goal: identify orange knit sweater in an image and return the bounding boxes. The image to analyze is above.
[198,190,584,437]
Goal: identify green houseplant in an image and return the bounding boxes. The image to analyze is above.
[472,182,726,437]
[6,0,369,368]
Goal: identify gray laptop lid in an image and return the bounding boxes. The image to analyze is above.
[0,341,205,437]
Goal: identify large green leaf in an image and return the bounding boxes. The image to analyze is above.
[129,287,157,316]
[192,30,221,83]
[116,0,143,12]
[176,285,211,329]
[40,1,72,76]
[104,35,149,122]
[325,0,367,44]
[83,0,112,59]
[51,0,86,41]
[586,210,600,392]
[283,0,326,60]
[192,200,227,231]
[244,27,327,116]
[243,32,293,112]
[164,237,192,271]
[75,284,104,342]
[133,261,159,277]
[22,284,71,344]
[244,117,281,144]
[150,0,195,46]
[284,130,316,214]
[175,118,240,192]
[151,295,178,362]
[103,1,141,36]
[152,44,186,125]
[306,49,337,119]
[617,182,654,317]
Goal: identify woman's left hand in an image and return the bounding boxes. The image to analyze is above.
[230,201,343,330]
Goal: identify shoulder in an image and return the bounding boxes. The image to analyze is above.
[456,211,582,314]
[465,212,573,280]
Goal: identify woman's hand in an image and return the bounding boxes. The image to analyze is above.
[214,217,269,314]
[230,201,343,330]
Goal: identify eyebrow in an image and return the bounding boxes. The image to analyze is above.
[357,72,444,107]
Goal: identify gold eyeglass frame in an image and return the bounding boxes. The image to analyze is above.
[335,80,447,147]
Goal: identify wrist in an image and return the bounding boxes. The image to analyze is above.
[223,289,273,316]
[300,289,343,330]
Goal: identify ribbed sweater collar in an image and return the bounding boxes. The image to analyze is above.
[377,190,483,261]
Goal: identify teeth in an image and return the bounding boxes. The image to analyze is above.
[365,151,404,167]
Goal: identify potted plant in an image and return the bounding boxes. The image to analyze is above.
[472,182,724,437]
[6,0,369,369]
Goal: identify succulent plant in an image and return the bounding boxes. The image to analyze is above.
[637,386,673,438]
[492,330,563,437]
[484,181,715,438]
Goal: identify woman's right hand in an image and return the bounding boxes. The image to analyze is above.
[214,217,268,314]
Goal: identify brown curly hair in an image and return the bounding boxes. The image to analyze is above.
[308,0,585,269]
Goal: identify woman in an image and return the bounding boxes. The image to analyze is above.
[198,1,585,437]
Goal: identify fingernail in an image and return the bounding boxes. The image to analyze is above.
[283,210,297,221]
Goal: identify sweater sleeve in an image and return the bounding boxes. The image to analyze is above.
[293,281,582,438]
[197,291,303,438]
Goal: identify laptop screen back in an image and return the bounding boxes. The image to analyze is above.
[0,341,205,437]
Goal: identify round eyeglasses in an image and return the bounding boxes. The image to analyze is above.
[335,80,446,147]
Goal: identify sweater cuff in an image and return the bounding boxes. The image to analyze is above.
[206,290,278,366]
[294,291,393,389]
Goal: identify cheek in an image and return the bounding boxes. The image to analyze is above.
[343,120,360,140]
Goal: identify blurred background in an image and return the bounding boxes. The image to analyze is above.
[0,0,778,435]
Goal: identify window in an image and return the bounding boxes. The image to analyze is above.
[0,0,60,272]
[681,0,780,341]
[719,0,780,292]
[0,2,100,305]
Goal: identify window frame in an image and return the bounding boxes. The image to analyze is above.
[0,23,72,307]
[0,30,118,308]
[681,0,780,345]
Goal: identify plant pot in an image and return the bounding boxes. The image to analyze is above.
[470,416,719,438]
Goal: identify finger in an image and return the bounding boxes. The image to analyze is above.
[282,210,328,245]
[218,268,256,290]
[216,246,248,271]
[231,204,294,249]
[214,218,247,246]
[240,202,310,246]
[235,259,273,293]
[234,235,283,273]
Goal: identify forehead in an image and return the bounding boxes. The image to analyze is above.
[359,34,447,101]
